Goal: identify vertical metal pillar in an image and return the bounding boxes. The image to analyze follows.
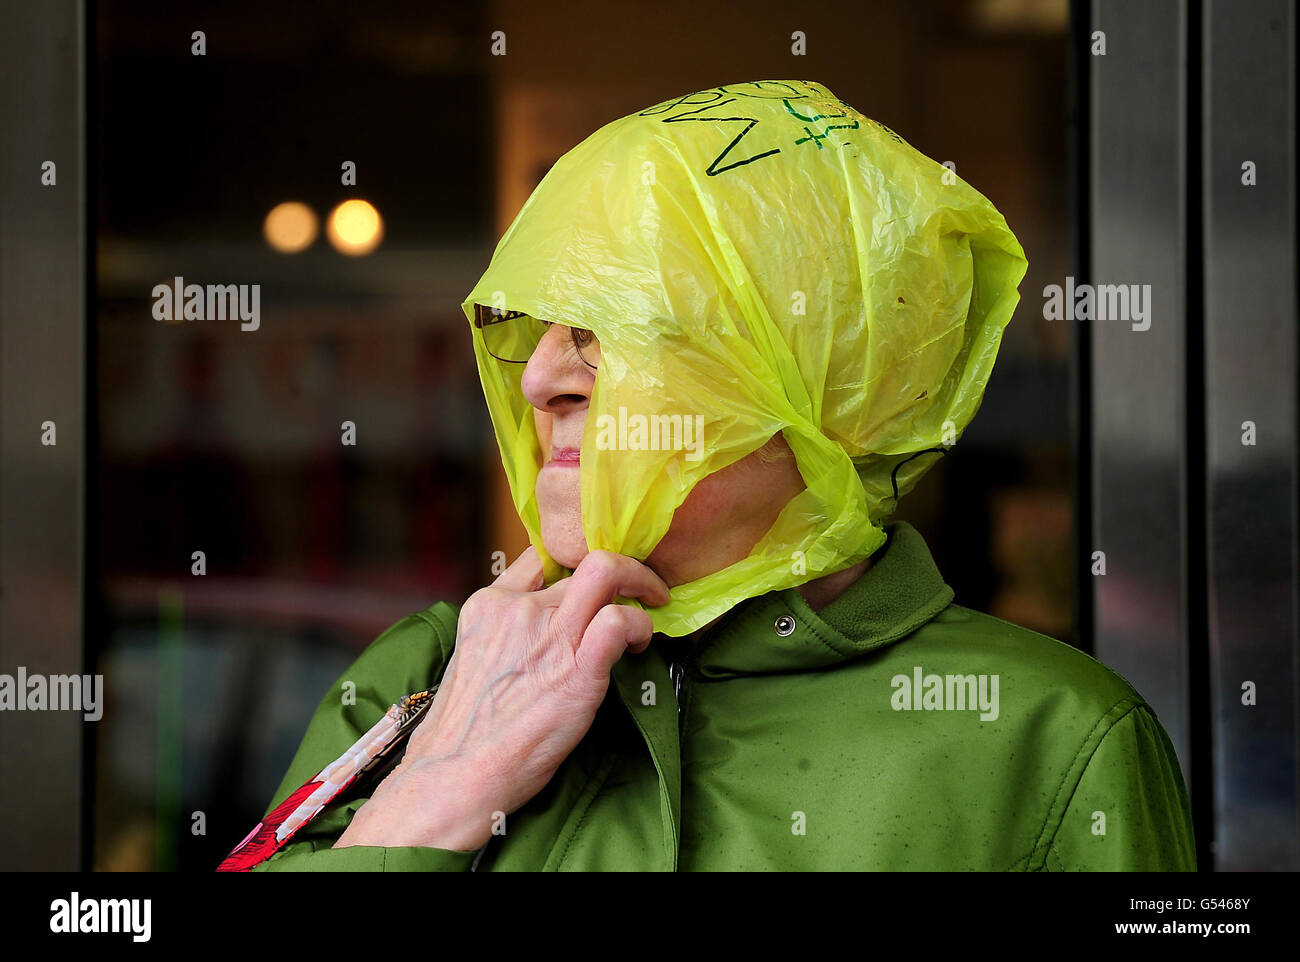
[1202,0,1299,871]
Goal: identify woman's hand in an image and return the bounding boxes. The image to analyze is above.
[334,545,670,853]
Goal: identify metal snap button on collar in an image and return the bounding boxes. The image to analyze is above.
[774,614,797,636]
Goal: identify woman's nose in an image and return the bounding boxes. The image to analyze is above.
[521,324,594,413]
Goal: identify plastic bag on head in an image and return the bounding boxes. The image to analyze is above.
[462,79,1028,637]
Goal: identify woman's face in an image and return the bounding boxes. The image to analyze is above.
[520,322,806,587]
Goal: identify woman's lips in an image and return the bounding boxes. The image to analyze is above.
[545,447,581,468]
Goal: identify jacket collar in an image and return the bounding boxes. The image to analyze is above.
[672,521,954,678]
[610,520,954,869]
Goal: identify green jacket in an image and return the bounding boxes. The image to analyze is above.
[253,522,1196,871]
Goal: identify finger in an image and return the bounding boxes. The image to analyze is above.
[554,551,670,639]
[573,603,655,682]
[492,545,545,592]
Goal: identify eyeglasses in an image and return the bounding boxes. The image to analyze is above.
[473,304,599,370]
[563,324,601,370]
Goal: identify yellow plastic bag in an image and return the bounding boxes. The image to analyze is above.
[462,79,1027,636]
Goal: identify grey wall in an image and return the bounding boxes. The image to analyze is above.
[0,0,87,871]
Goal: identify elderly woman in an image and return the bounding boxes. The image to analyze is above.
[225,80,1195,871]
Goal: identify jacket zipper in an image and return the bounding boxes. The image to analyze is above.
[669,660,684,716]
[668,649,701,736]
[667,651,699,872]
[666,626,715,726]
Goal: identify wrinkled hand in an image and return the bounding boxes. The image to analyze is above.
[335,546,670,853]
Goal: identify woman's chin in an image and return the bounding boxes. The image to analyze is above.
[539,529,588,571]
[550,548,588,570]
